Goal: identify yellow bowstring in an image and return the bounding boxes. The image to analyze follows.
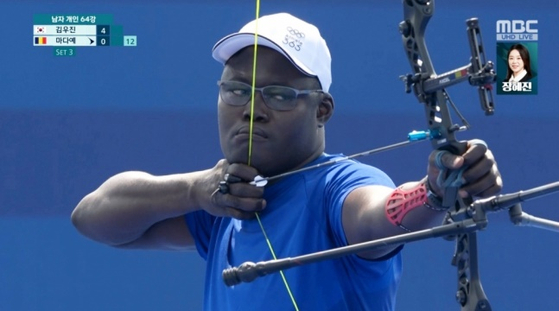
[249,3,299,310]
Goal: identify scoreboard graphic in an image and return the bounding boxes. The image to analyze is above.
[33,14,137,56]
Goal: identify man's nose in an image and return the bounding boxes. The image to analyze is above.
[243,90,269,122]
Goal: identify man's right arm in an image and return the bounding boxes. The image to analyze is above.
[71,169,215,251]
[71,160,266,251]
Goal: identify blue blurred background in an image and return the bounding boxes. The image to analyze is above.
[1,0,558,310]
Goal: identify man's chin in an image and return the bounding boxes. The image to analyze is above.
[248,158,294,178]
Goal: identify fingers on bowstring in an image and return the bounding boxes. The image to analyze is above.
[211,169,266,219]
[220,170,264,198]
[226,163,261,183]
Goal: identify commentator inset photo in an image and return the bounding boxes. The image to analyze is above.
[496,42,538,95]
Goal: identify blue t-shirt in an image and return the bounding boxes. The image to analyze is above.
[185,153,402,311]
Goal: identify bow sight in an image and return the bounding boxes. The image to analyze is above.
[399,14,496,115]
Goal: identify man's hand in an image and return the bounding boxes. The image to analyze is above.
[205,160,266,219]
[427,139,503,199]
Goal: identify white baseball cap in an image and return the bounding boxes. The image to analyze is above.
[212,13,332,92]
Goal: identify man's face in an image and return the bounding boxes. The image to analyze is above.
[217,46,328,177]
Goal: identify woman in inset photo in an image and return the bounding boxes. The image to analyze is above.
[505,43,533,82]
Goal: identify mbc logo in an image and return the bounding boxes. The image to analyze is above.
[496,20,538,33]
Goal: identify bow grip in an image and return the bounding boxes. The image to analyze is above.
[436,139,468,208]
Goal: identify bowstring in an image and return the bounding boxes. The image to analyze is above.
[249,3,299,310]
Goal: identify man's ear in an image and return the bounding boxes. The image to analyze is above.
[317,93,334,127]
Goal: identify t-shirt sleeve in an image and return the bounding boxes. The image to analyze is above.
[184,211,216,260]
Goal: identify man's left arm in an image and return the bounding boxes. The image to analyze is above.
[342,140,502,260]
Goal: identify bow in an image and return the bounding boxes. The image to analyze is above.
[224,1,498,310]
[399,1,495,310]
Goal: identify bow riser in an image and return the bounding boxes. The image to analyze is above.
[400,1,468,156]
